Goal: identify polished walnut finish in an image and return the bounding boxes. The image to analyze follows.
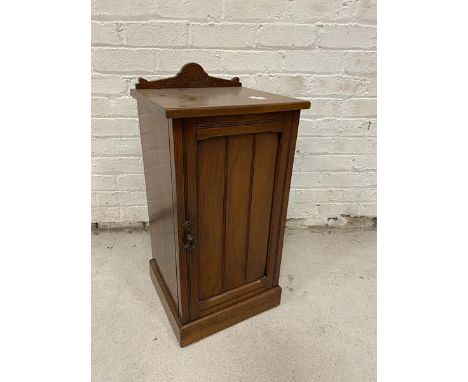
[131,63,310,346]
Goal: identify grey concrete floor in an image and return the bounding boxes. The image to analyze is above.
[92,228,376,382]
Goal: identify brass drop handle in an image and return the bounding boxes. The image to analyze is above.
[183,221,196,250]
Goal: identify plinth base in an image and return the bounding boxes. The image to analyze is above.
[149,259,282,347]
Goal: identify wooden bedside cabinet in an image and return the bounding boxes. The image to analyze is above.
[130,63,310,346]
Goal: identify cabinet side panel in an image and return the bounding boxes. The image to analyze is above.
[246,133,279,282]
[197,137,226,300]
[273,111,301,285]
[136,100,178,305]
[170,119,190,322]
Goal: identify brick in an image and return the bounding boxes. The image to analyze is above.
[286,214,328,227]
[306,75,366,97]
[117,174,146,190]
[299,118,377,136]
[92,75,129,95]
[342,98,377,117]
[317,203,359,217]
[93,191,147,206]
[358,202,376,215]
[250,74,308,95]
[92,0,157,19]
[292,156,304,172]
[157,0,221,19]
[91,138,113,156]
[296,137,376,154]
[291,172,323,188]
[91,97,137,117]
[318,24,376,49]
[92,192,119,207]
[92,157,143,173]
[293,188,376,203]
[220,51,284,72]
[344,52,377,76]
[256,24,315,48]
[114,139,142,156]
[119,192,147,206]
[283,50,345,73]
[92,175,117,191]
[354,0,377,23]
[92,22,121,46]
[122,21,187,47]
[92,48,157,73]
[190,23,257,48]
[322,172,376,187]
[92,138,142,156]
[223,0,287,21]
[286,202,320,219]
[352,154,376,171]
[294,155,356,172]
[362,77,377,96]
[120,206,149,221]
[91,206,120,222]
[157,49,222,72]
[302,98,341,118]
[288,0,355,22]
[297,119,316,134]
[91,193,99,207]
[91,118,140,137]
[223,0,355,22]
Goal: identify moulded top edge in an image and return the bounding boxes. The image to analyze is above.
[130,87,311,119]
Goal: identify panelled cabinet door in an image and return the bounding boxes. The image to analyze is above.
[184,113,293,320]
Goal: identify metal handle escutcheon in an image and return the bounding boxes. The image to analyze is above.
[183,221,196,250]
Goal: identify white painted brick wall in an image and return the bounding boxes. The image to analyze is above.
[91,0,377,226]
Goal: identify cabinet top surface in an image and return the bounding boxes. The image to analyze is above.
[130,87,311,118]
